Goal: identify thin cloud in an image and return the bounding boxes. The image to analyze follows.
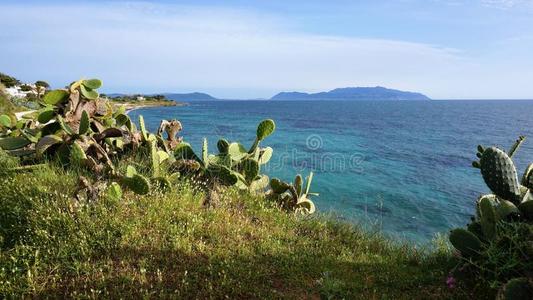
[0,1,531,99]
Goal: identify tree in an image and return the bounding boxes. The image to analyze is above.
[35,80,49,89]
[0,73,21,88]
[19,84,32,92]
[35,80,49,99]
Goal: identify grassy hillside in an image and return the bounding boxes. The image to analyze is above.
[1,78,504,298]
[0,154,488,298]
[0,84,15,115]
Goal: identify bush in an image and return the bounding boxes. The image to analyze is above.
[0,73,20,88]
[449,137,533,297]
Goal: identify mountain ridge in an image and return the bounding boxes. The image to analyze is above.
[271,86,430,101]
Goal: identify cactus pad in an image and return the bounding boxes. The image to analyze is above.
[217,139,229,154]
[122,174,150,195]
[82,79,103,90]
[43,90,69,105]
[241,158,259,183]
[258,147,273,165]
[479,196,497,238]
[480,147,520,202]
[107,182,123,201]
[497,278,532,300]
[80,84,98,100]
[270,178,290,194]
[518,200,533,220]
[449,228,483,257]
[256,119,275,141]
[37,109,56,124]
[228,143,248,161]
[521,163,533,188]
[0,136,31,151]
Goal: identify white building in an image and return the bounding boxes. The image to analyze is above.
[4,84,44,98]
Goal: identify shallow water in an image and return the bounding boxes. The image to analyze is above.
[129,100,533,242]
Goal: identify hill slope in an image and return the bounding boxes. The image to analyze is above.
[271,86,430,101]
[164,92,217,101]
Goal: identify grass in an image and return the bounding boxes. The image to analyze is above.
[0,156,489,298]
[0,84,16,115]
[109,99,182,111]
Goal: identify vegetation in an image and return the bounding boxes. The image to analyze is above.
[0,156,471,298]
[108,94,179,109]
[0,72,20,88]
[449,137,533,299]
[0,84,16,115]
[0,77,526,298]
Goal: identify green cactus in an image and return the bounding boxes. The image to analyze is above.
[508,136,525,158]
[258,147,273,165]
[217,139,229,154]
[80,84,99,100]
[518,200,533,219]
[70,141,87,165]
[257,119,275,141]
[496,199,519,220]
[121,166,151,195]
[0,114,12,128]
[202,138,209,168]
[82,79,103,90]
[497,278,532,300]
[479,147,520,203]
[249,119,275,154]
[43,89,69,105]
[269,172,317,215]
[149,139,161,177]
[207,164,239,186]
[106,182,123,201]
[521,163,533,188]
[228,142,248,161]
[139,115,148,141]
[79,111,90,135]
[0,136,31,151]
[449,228,483,257]
[37,108,56,124]
[479,196,497,239]
[270,178,290,194]
[240,158,259,183]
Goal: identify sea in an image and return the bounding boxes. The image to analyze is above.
[128,100,533,242]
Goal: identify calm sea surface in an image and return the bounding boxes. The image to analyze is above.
[129,100,533,242]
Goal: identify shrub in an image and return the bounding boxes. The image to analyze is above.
[449,137,533,298]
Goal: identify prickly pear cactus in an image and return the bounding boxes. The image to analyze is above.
[122,174,151,195]
[479,147,520,203]
[479,196,497,239]
[496,278,532,300]
[449,228,483,257]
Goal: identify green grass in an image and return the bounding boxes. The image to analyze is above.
[0,159,488,298]
[0,84,16,115]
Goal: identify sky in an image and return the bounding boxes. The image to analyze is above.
[0,0,532,99]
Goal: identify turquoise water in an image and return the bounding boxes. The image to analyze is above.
[129,100,533,242]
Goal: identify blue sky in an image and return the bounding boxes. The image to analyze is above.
[0,0,532,99]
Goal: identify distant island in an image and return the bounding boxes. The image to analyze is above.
[271,86,430,101]
[164,92,217,101]
[107,87,430,102]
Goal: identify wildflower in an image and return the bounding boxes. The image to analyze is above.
[446,275,456,289]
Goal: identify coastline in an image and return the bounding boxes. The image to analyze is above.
[11,101,185,119]
[118,101,186,114]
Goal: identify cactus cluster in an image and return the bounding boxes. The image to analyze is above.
[268,172,318,215]
[172,119,276,191]
[0,79,183,195]
[1,78,317,214]
[451,137,533,298]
